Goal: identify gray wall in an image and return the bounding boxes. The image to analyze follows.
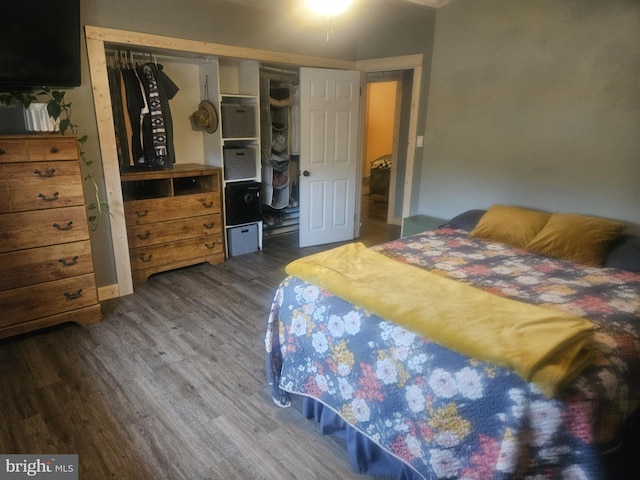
[355,1,436,60]
[418,0,640,224]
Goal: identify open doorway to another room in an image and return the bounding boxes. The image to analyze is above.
[359,70,407,245]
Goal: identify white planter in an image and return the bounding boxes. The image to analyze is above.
[23,103,59,132]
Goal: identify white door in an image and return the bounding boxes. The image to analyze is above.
[299,67,361,248]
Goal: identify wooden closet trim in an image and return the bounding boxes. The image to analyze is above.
[357,55,423,223]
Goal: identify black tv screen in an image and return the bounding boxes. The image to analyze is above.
[0,0,81,90]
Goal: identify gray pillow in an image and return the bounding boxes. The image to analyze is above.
[448,209,487,232]
[604,235,640,272]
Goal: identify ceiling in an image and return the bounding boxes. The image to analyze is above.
[403,0,451,6]
[224,0,451,11]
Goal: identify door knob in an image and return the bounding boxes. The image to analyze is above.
[302,170,310,177]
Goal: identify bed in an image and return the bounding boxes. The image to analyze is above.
[369,154,392,199]
[265,205,640,479]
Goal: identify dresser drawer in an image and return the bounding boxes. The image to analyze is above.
[0,206,90,253]
[0,138,29,163]
[0,273,99,327]
[129,234,224,271]
[26,136,79,161]
[0,240,95,291]
[1,183,85,213]
[4,161,82,187]
[124,193,220,225]
[1,162,85,212]
[126,213,222,248]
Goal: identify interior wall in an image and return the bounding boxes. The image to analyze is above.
[154,60,205,166]
[355,0,436,59]
[418,0,640,224]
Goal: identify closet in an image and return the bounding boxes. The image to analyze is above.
[259,66,300,238]
[102,45,264,269]
[85,26,423,297]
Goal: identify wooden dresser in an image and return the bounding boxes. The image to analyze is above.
[0,133,102,339]
[120,163,224,285]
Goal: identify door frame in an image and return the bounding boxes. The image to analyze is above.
[363,70,405,226]
[355,55,423,234]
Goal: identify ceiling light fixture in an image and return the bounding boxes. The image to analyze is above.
[306,0,354,42]
[307,0,353,17]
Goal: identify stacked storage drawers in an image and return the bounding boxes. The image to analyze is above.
[0,134,101,339]
[121,164,224,285]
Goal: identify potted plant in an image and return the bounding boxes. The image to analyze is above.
[0,87,108,231]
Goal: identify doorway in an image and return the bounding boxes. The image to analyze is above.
[359,69,412,245]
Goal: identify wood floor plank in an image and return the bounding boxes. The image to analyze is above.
[0,214,401,479]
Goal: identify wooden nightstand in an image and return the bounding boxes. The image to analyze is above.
[401,214,448,237]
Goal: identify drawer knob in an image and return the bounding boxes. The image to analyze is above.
[202,201,213,208]
[38,191,59,202]
[50,147,59,154]
[205,243,216,249]
[0,149,5,155]
[33,168,56,177]
[138,254,153,263]
[203,222,215,229]
[53,221,73,231]
[134,210,149,218]
[64,288,83,300]
[59,256,79,267]
[136,231,151,240]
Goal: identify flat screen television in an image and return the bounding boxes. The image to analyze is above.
[0,0,81,90]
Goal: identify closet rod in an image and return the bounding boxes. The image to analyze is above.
[105,48,208,64]
[260,65,298,78]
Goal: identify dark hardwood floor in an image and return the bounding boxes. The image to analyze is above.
[0,205,400,479]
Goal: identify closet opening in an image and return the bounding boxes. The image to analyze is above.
[259,64,301,241]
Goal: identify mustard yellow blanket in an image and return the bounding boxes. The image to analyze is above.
[285,242,596,398]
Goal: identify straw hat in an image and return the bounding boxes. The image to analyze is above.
[192,100,218,134]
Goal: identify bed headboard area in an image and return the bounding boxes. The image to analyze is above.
[447,205,640,272]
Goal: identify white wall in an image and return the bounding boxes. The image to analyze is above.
[417,0,640,224]
[161,61,206,166]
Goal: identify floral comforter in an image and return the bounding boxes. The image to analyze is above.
[265,228,640,479]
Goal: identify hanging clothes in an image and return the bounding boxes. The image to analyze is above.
[105,50,180,170]
[137,61,180,167]
[259,69,299,211]
[106,64,131,168]
[121,64,147,164]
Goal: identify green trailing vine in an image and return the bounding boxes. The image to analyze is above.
[0,87,108,231]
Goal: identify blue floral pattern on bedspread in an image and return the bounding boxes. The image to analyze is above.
[265,228,640,479]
